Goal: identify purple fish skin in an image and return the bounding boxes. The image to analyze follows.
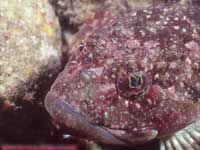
[45,2,200,144]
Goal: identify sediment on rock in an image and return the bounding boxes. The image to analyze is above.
[0,0,62,104]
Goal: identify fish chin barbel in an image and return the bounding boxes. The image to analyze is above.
[45,0,200,149]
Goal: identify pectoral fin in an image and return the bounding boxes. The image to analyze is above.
[160,120,200,150]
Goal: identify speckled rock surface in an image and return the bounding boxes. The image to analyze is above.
[0,0,61,103]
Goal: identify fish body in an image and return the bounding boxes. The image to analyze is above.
[45,2,200,148]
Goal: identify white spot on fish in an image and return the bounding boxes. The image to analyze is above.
[154,74,159,79]
[104,112,109,119]
[156,21,161,25]
[174,26,180,30]
[174,17,179,21]
[147,98,153,105]
[135,103,141,109]
[146,15,151,19]
[111,74,116,79]
[181,28,187,33]
[182,16,187,21]
[125,100,129,107]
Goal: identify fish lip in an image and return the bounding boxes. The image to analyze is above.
[101,127,137,144]
[101,126,158,145]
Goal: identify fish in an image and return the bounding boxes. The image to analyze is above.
[45,1,200,149]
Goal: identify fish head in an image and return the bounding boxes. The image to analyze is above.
[45,3,200,145]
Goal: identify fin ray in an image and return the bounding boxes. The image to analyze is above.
[175,133,194,150]
[171,136,183,150]
[165,138,174,150]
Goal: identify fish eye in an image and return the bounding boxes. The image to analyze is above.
[116,71,151,100]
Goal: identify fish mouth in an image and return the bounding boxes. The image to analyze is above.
[45,92,157,145]
[45,92,124,145]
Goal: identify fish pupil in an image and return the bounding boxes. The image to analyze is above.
[129,74,143,88]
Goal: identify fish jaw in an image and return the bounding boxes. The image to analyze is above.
[44,90,159,145]
[44,91,154,144]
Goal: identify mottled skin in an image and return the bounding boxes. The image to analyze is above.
[45,3,200,145]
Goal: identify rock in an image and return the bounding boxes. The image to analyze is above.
[0,0,61,104]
